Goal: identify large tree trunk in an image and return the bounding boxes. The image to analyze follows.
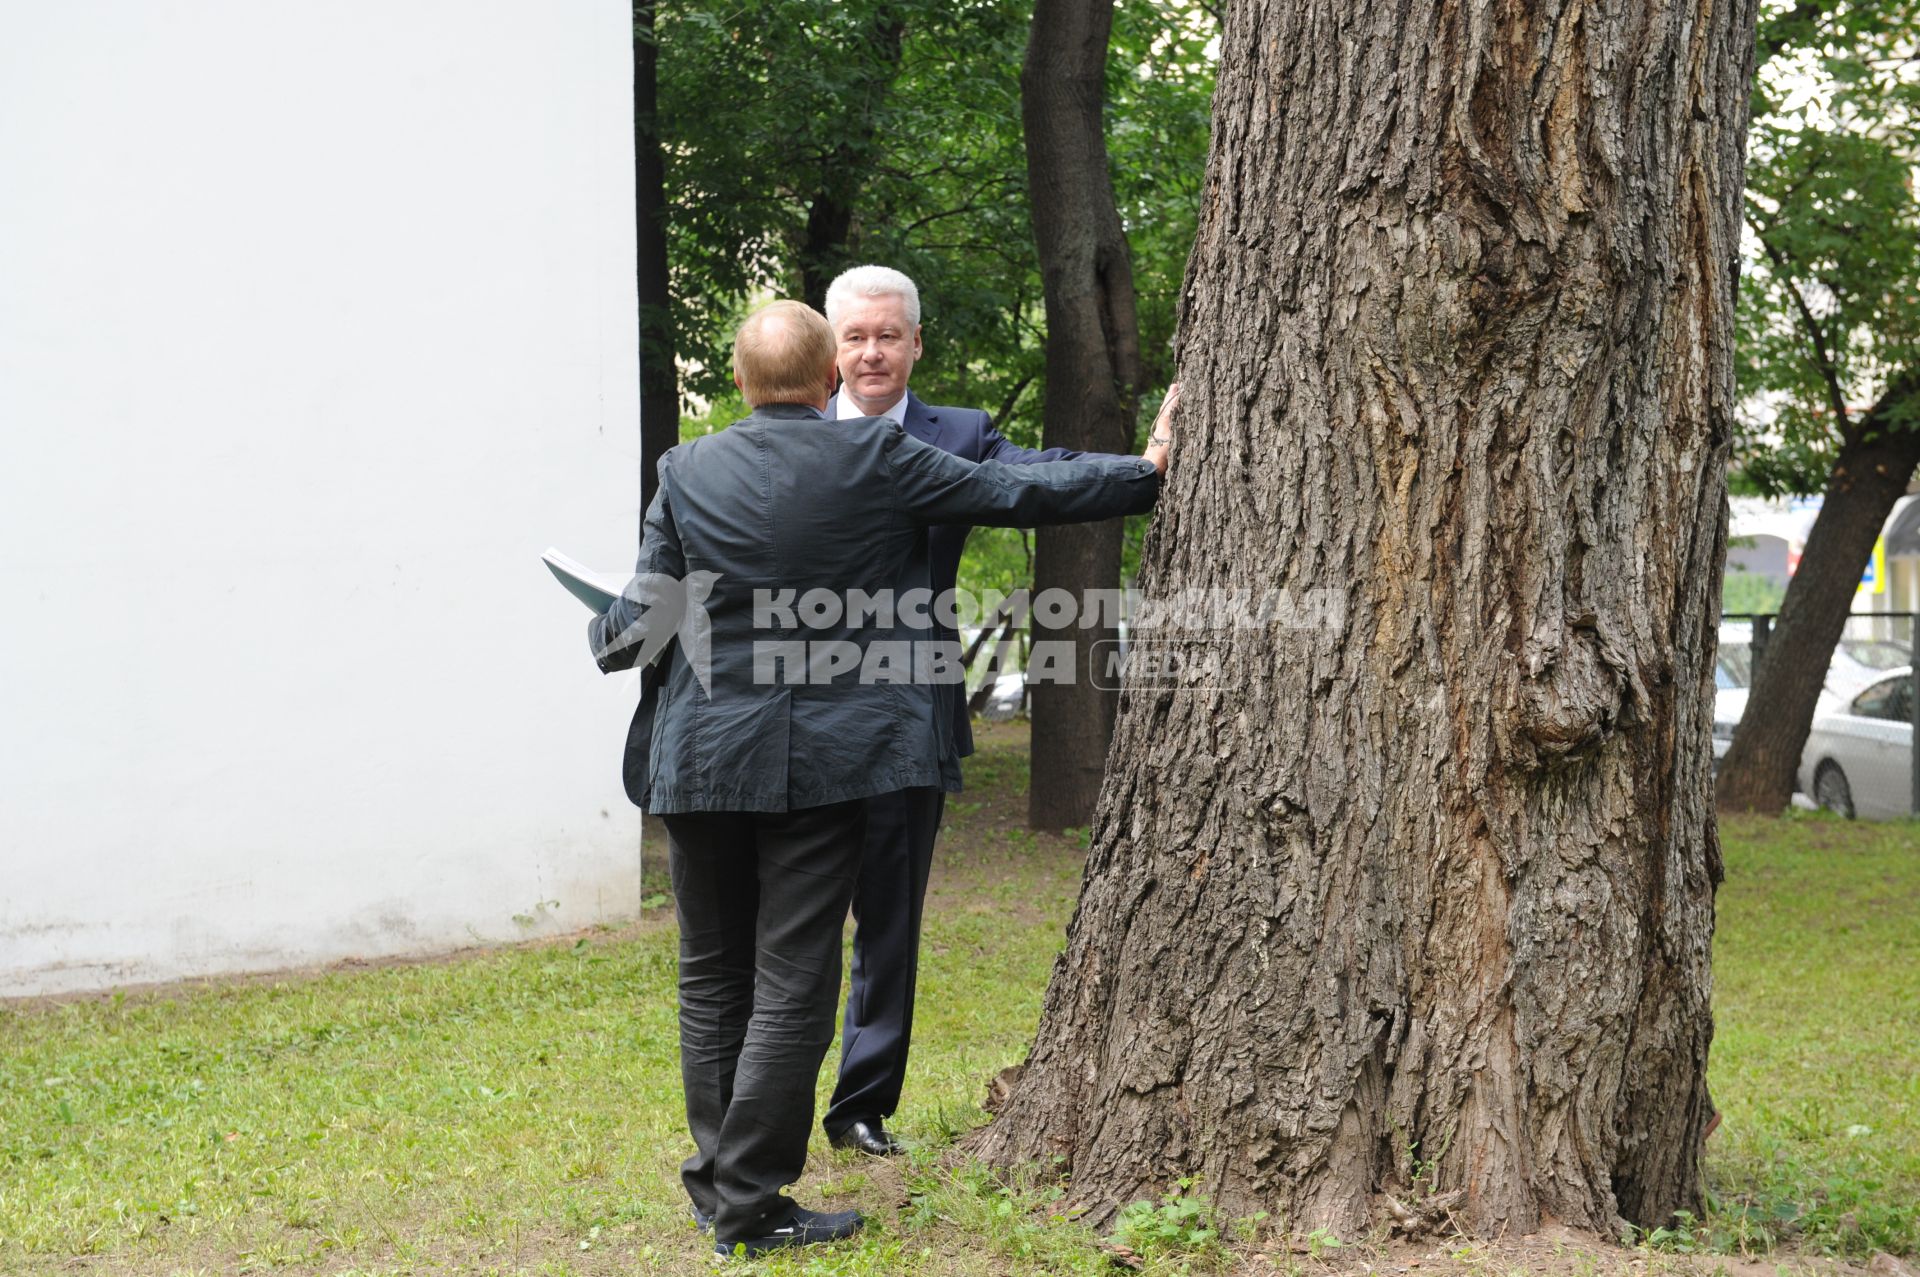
[975,0,1756,1241]
[1023,0,1143,830]
[634,1,678,511]
[1717,380,1920,812]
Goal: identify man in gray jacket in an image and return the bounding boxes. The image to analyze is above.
[589,300,1170,1259]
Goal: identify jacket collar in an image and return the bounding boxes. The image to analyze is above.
[753,402,827,421]
[902,390,942,445]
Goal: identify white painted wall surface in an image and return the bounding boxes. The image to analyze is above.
[0,1,646,996]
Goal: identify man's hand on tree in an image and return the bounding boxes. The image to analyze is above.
[1143,381,1179,475]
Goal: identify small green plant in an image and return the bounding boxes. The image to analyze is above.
[1230,1208,1272,1245]
[1110,1178,1224,1262]
[1303,1225,1345,1260]
[1633,1209,1705,1254]
[1702,1196,1778,1258]
[1405,1128,1452,1196]
[901,1163,1100,1270]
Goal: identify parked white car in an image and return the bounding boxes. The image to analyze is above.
[1711,625,1754,766]
[1824,638,1914,699]
[1711,666,1750,768]
[980,671,1026,721]
[1797,667,1915,819]
[1710,629,1896,768]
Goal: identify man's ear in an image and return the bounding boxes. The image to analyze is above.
[912,324,924,359]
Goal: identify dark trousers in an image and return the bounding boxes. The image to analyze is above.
[663,799,866,1240]
[824,785,945,1136]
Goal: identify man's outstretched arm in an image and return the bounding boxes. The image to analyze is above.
[886,384,1179,528]
[978,382,1180,469]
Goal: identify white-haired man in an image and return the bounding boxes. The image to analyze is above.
[819,264,1174,1156]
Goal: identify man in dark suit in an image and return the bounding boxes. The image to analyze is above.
[818,265,1177,1156]
[591,300,1171,1258]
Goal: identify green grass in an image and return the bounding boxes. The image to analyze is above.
[1707,810,1920,1256]
[0,732,1913,1274]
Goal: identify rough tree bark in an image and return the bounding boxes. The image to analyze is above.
[975,0,1757,1241]
[1717,379,1920,812]
[634,1,678,511]
[1023,0,1143,830]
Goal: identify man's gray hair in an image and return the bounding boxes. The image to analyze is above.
[824,264,921,328]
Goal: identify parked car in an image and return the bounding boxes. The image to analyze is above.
[1825,638,1913,699]
[980,671,1026,722]
[1710,627,1898,768]
[1711,640,1751,768]
[1797,667,1915,819]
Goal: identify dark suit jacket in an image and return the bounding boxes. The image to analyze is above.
[591,403,1158,814]
[881,390,1111,760]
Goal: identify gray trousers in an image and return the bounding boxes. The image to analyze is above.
[663,798,866,1240]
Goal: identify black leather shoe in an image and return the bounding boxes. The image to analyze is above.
[713,1204,864,1258]
[828,1118,905,1156]
[691,1205,713,1232]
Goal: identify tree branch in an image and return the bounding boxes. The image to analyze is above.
[1746,209,1854,439]
[994,373,1037,427]
[901,202,989,234]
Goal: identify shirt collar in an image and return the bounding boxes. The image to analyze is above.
[832,389,909,425]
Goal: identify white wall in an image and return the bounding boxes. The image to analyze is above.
[0,1,646,996]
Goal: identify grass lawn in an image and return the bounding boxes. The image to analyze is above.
[1,723,1914,1276]
[1710,811,1918,1256]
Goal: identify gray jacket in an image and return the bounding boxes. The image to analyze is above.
[589,403,1159,813]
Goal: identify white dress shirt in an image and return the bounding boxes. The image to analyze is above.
[831,389,909,425]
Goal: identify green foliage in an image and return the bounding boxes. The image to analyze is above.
[655,0,951,399]
[1735,0,1920,494]
[1107,2,1216,400]
[654,0,1216,452]
[900,1162,1097,1270]
[1110,1180,1225,1265]
[1722,566,1788,615]
[680,387,749,442]
[956,524,1031,612]
[1629,1209,1706,1254]
[652,1,1213,619]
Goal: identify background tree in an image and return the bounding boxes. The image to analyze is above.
[1715,0,1920,812]
[952,0,1215,624]
[652,0,939,403]
[634,2,678,510]
[1022,0,1143,831]
[975,0,1756,1240]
